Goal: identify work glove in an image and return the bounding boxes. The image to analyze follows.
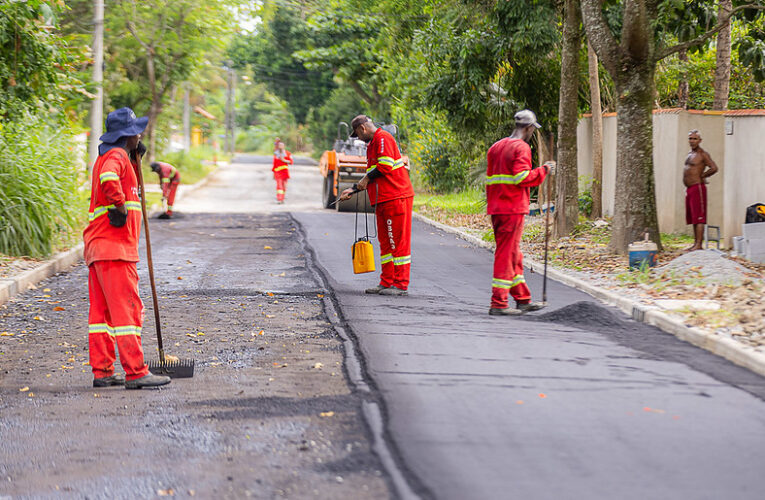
[543,161,556,175]
[107,207,127,227]
[130,141,147,163]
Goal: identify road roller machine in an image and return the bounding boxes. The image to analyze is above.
[320,122,407,212]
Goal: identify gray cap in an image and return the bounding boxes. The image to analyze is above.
[514,109,541,129]
[350,114,372,138]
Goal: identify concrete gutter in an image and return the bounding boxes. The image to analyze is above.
[413,211,765,378]
[0,162,227,308]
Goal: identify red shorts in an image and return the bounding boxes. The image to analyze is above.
[686,183,707,225]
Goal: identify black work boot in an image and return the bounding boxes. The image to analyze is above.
[93,373,126,387]
[125,372,171,390]
[365,285,388,294]
[157,213,171,220]
[516,302,547,313]
[379,287,408,296]
[489,307,523,316]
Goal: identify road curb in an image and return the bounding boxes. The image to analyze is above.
[0,243,84,307]
[412,211,765,378]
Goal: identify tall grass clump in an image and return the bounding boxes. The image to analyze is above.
[159,145,219,185]
[0,115,86,257]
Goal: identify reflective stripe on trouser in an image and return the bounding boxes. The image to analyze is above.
[376,196,413,290]
[276,178,287,201]
[165,182,179,215]
[490,214,531,308]
[88,260,149,381]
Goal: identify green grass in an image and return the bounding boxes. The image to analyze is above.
[158,145,220,185]
[413,188,485,215]
[0,115,88,257]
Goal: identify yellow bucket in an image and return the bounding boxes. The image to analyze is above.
[352,239,376,274]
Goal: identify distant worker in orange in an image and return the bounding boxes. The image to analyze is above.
[150,161,181,219]
[486,109,554,316]
[272,141,293,204]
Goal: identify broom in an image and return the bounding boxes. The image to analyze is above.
[133,145,194,378]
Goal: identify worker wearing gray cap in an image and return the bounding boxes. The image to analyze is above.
[486,109,555,316]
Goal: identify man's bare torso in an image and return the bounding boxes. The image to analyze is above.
[684,147,708,187]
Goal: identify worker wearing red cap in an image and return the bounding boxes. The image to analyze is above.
[150,161,181,219]
[339,115,414,296]
[487,109,555,316]
[272,141,293,204]
[83,107,171,389]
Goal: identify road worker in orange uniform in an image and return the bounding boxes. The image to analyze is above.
[272,141,293,204]
[83,107,171,389]
[486,109,555,316]
[150,161,181,219]
[340,115,414,296]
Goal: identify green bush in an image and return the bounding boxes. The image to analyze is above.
[578,175,593,217]
[409,114,468,193]
[0,115,87,257]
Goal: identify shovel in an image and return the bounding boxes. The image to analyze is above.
[133,147,194,378]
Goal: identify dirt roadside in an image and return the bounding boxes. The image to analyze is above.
[0,212,390,499]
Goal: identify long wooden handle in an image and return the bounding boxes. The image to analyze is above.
[134,152,165,363]
[542,135,553,303]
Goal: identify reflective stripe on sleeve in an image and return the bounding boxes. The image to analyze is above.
[366,165,377,173]
[88,201,142,222]
[99,172,120,184]
[486,171,530,185]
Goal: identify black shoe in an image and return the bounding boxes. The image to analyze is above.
[489,307,523,316]
[365,285,388,294]
[516,302,546,313]
[93,373,126,387]
[125,373,171,390]
[379,287,408,296]
[157,213,171,219]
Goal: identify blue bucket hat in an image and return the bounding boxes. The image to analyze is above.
[99,107,148,143]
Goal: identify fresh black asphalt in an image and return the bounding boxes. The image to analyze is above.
[294,211,765,500]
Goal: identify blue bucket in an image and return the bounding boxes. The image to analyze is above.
[628,240,658,270]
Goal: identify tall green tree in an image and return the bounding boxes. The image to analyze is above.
[107,0,237,158]
[580,0,765,253]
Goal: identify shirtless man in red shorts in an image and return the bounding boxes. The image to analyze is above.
[684,129,718,251]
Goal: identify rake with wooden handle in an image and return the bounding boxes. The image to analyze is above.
[132,146,194,378]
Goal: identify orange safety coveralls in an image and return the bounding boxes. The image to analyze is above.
[83,148,149,381]
[272,150,292,202]
[486,137,548,309]
[157,162,180,215]
[366,128,414,291]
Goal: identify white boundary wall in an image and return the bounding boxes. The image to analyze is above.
[577,109,765,247]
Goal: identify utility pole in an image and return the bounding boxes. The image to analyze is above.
[183,84,190,152]
[88,0,104,173]
[225,63,235,155]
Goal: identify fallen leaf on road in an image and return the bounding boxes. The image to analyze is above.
[33,316,44,321]
[19,387,29,392]
[0,332,14,337]
[28,392,34,398]
[317,294,324,298]
[43,288,51,292]
[93,393,100,398]
[278,272,286,277]
[313,363,323,369]
[319,411,334,417]
[61,365,73,370]
[197,332,205,336]
[267,292,274,297]
[516,400,524,405]
[177,276,183,280]
[157,488,175,497]
[186,333,195,337]
[164,355,180,362]
[538,393,547,399]
[53,306,65,311]
[265,315,274,318]
[264,245,273,250]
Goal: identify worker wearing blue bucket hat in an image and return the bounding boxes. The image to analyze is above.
[84,107,171,390]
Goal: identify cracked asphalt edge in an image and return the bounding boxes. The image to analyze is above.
[412,211,765,379]
[290,212,431,500]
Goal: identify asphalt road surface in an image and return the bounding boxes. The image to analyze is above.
[3,155,765,500]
